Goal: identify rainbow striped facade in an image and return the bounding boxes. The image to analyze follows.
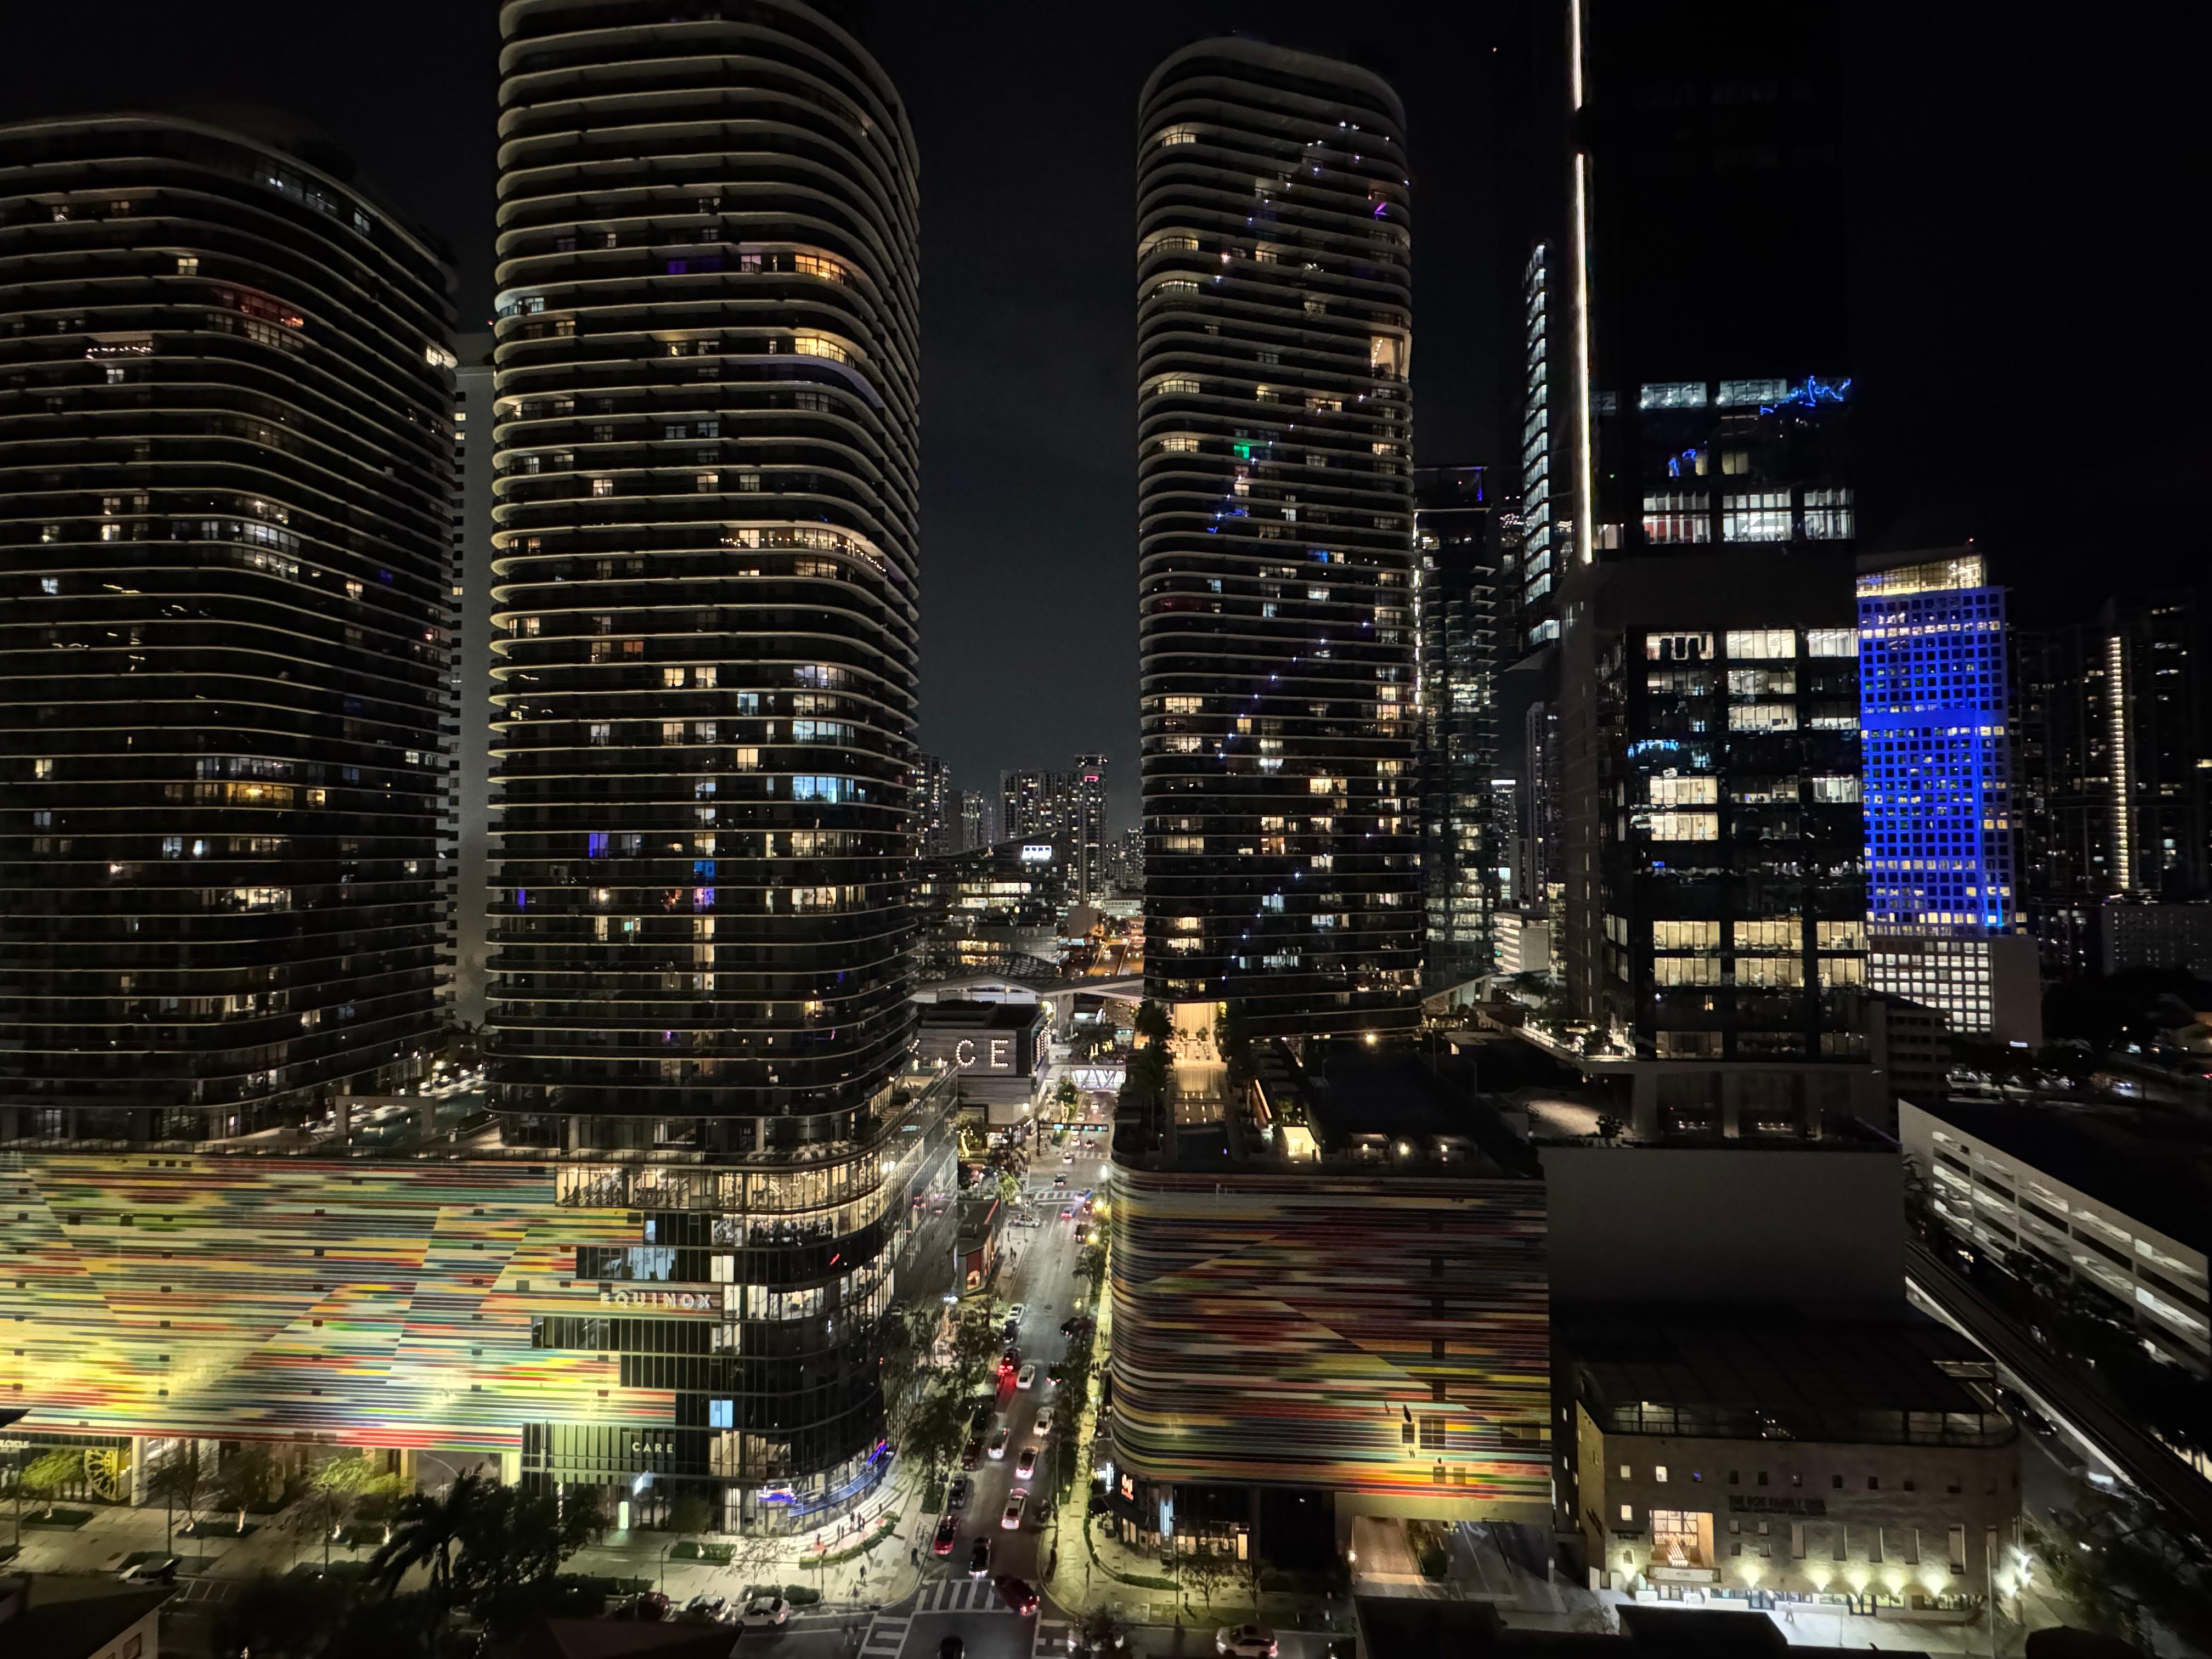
[0,1153,671,1451]
[1110,1167,1551,1522]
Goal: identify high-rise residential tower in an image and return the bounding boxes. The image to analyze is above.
[0,115,456,1138]
[1072,753,1109,904]
[1137,39,1422,1041]
[491,0,929,1526]
[913,752,952,855]
[1414,466,1504,989]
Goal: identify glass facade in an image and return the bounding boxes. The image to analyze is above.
[1137,39,1422,1039]
[0,115,455,1136]
[1857,554,2014,935]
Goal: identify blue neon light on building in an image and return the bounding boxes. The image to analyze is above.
[1857,555,2015,935]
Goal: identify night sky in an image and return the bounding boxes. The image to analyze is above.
[5,3,2203,833]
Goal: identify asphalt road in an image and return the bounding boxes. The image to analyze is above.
[885,1128,1110,1658]
[1906,1241,2212,1541]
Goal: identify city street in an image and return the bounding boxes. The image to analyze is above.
[868,1127,1110,1658]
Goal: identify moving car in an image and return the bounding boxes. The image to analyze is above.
[1016,1363,1038,1390]
[947,1474,972,1511]
[1015,1445,1039,1479]
[1053,1175,1068,1187]
[939,1639,965,1659]
[968,1535,994,1576]
[1216,1625,1279,1658]
[739,1596,789,1629]
[117,1556,179,1584]
[933,1512,960,1555]
[1031,1408,1054,1437]
[1061,1207,1075,1219]
[986,1425,1011,1459]
[1001,1488,1028,1529]
[970,1400,997,1433]
[994,1576,1041,1616]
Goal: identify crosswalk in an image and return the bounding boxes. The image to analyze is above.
[1033,1615,1072,1655]
[913,1576,1007,1612]
[860,1608,911,1657]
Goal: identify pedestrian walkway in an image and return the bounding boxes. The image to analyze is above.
[1033,1613,1073,1655]
[860,1607,911,1656]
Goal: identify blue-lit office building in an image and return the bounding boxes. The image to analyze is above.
[1857,552,2041,1045]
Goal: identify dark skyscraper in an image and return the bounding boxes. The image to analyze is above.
[1137,38,1422,1041]
[489,0,921,1141]
[1414,466,1503,989]
[1496,1,1875,1121]
[0,115,456,1137]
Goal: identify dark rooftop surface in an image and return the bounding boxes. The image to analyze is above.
[917,999,1045,1030]
[1561,1311,2009,1448]
[4,1584,171,1659]
[1919,1097,2212,1256]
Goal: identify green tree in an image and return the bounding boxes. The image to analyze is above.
[2024,1480,2212,1654]
[212,1573,353,1659]
[1073,1240,1109,1294]
[1132,999,1171,1046]
[996,1170,1023,1206]
[145,1447,206,1555]
[1052,1076,1082,1115]
[216,1443,275,1533]
[21,1448,83,1519]
[1183,1548,1232,1612]
[668,1488,714,1539]
[371,1470,495,1597]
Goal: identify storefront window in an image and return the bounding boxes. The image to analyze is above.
[1651,1509,1713,1568]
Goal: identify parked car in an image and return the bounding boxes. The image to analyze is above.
[987,1425,1011,1459]
[682,1594,729,1623]
[962,1436,985,1469]
[994,1576,1041,1616]
[1016,1363,1038,1390]
[1001,1488,1028,1529]
[624,1591,671,1622]
[1031,1408,1054,1438]
[117,1556,179,1584]
[1008,1303,1026,1322]
[1015,1445,1039,1479]
[739,1596,790,1629]
[968,1536,994,1576]
[947,1474,972,1511]
[933,1512,960,1555]
[1216,1625,1278,1658]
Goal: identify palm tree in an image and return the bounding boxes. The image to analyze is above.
[371,1470,494,1598]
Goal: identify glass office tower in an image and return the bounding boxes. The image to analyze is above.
[1137,38,1422,1041]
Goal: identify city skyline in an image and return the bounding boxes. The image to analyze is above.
[1,3,2201,833]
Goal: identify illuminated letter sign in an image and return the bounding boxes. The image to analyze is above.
[953,1037,977,1068]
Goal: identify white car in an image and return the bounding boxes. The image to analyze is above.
[986,1425,1010,1459]
[1031,1408,1054,1437]
[1015,1362,1038,1390]
[117,1556,179,1584]
[1216,1626,1278,1658]
[740,1595,789,1628]
[1008,1302,1026,1323]
[1001,1488,1028,1529]
[1015,1445,1039,1479]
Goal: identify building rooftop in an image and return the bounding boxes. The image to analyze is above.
[0,1581,171,1659]
[1353,1596,1936,1658]
[1563,1311,2011,1448]
[916,1000,1046,1032]
[1918,1096,2212,1256]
